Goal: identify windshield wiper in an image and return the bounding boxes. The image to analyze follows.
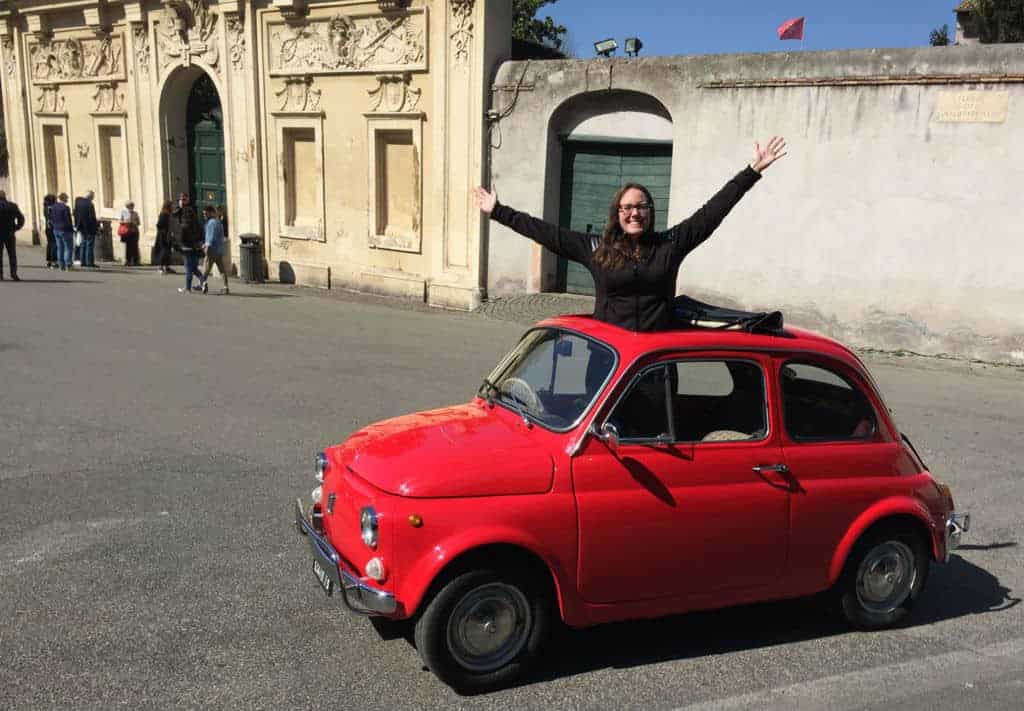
[480,378,499,406]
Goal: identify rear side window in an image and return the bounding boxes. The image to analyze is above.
[780,362,877,441]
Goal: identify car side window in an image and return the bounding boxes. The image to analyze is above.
[606,360,767,443]
[606,365,671,441]
[780,362,877,441]
[674,360,767,442]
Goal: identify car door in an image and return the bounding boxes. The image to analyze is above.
[572,353,791,604]
[773,357,901,591]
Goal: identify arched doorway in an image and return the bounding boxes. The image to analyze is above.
[547,91,674,295]
[159,66,226,209]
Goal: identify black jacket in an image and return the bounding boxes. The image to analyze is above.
[171,206,203,251]
[73,196,98,234]
[490,166,761,332]
[0,199,26,238]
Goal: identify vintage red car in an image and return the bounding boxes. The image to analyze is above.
[295,313,969,693]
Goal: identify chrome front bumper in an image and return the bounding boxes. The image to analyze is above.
[944,511,971,562]
[294,499,397,616]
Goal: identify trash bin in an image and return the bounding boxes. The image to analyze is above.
[238,234,264,283]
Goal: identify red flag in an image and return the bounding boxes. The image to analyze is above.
[778,17,805,40]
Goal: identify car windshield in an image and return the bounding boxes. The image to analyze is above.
[480,328,617,431]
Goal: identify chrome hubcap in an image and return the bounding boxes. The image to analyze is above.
[447,583,531,673]
[856,540,917,614]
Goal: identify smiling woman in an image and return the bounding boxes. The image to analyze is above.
[474,136,787,332]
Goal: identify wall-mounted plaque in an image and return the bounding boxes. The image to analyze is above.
[933,91,1009,123]
[269,8,427,76]
[29,35,126,84]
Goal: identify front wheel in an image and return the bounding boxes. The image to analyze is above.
[414,569,550,693]
[838,527,929,630]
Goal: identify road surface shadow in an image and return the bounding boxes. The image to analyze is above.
[519,550,1019,690]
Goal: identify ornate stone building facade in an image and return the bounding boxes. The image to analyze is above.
[0,0,510,309]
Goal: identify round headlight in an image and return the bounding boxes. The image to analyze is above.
[315,451,328,483]
[360,507,378,549]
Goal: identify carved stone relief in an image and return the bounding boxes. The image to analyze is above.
[29,35,125,84]
[155,1,220,74]
[269,9,426,75]
[134,24,150,75]
[34,86,66,114]
[450,0,474,65]
[2,38,14,77]
[274,76,322,113]
[367,73,421,113]
[77,143,91,159]
[226,16,246,72]
[92,82,125,113]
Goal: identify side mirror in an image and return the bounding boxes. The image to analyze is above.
[591,422,620,454]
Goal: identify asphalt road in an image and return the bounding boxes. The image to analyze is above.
[2,255,1021,710]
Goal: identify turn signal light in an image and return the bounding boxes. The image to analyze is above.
[365,557,386,582]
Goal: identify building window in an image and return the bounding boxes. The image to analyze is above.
[97,125,126,210]
[283,126,317,227]
[367,115,423,253]
[275,117,324,241]
[42,123,69,195]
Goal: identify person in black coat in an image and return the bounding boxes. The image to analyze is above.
[43,194,58,269]
[475,136,788,332]
[154,200,176,274]
[0,190,26,281]
[73,190,99,268]
[171,193,205,292]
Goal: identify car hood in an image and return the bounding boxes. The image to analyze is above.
[340,403,554,498]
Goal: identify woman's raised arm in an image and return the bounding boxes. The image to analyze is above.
[475,186,597,266]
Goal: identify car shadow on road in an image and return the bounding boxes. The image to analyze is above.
[523,549,1018,689]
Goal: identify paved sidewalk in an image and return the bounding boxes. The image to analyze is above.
[475,292,595,325]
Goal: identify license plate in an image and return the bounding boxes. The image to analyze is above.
[312,558,334,596]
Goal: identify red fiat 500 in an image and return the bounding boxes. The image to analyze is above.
[295,315,970,693]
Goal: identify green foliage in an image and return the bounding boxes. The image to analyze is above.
[965,0,1024,43]
[512,0,567,49]
[929,24,951,46]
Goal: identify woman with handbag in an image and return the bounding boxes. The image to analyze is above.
[118,200,141,267]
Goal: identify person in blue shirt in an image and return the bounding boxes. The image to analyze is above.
[200,204,229,295]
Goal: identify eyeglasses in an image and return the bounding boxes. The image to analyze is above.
[618,203,651,214]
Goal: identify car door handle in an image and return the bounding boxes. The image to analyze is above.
[752,464,790,475]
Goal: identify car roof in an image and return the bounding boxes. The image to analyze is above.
[536,314,865,371]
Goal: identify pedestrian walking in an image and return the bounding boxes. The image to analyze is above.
[118,200,141,266]
[42,194,58,269]
[0,190,26,281]
[74,189,99,268]
[50,193,75,271]
[154,200,176,274]
[216,204,229,240]
[173,194,205,293]
[200,204,229,295]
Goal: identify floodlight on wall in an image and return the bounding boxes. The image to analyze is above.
[625,37,643,57]
[594,38,618,57]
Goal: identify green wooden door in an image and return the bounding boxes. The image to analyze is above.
[559,142,673,295]
[191,118,225,207]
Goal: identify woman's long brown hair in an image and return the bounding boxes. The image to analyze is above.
[592,183,656,271]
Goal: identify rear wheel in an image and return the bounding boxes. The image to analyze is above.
[414,569,550,693]
[838,527,929,629]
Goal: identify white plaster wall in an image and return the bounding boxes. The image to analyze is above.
[487,47,1024,363]
[568,111,672,141]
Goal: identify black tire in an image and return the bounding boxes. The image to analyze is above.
[414,568,550,694]
[837,526,930,630]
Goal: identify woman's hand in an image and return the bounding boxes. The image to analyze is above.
[751,136,787,173]
[474,186,497,215]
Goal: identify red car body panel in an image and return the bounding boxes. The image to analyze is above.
[315,315,950,629]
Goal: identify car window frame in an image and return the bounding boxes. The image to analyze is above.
[483,326,620,434]
[601,355,770,446]
[777,357,881,444]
